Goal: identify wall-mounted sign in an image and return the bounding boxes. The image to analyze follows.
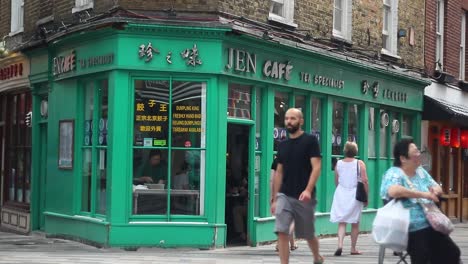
[0,63,23,80]
[53,50,76,76]
[225,48,256,73]
[78,53,114,69]
[362,79,407,102]
[225,48,293,81]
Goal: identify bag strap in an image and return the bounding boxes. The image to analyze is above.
[403,173,429,206]
[356,159,361,181]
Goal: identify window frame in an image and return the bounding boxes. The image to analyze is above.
[79,79,108,218]
[332,0,353,41]
[131,77,207,220]
[10,0,24,36]
[436,0,445,70]
[268,0,298,28]
[381,0,399,58]
[72,0,94,14]
[460,12,466,80]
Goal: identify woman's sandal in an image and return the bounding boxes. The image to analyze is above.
[290,244,298,251]
[334,248,342,256]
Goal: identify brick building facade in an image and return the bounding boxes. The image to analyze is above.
[422,0,468,222]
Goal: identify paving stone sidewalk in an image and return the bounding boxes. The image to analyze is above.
[0,223,466,263]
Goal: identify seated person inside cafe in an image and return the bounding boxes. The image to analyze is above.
[133,150,168,185]
[226,173,248,242]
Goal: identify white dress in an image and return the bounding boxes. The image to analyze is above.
[330,159,364,223]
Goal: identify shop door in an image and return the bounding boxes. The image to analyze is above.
[462,153,468,221]
[38,124,47,230]
[225,123,253,245]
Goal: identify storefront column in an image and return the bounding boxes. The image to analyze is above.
[261,87,275,217]
[414,112,422,147]
[107,70,131,224]
[320,96,333,212]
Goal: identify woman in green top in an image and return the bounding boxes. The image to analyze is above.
[134,150,168,185]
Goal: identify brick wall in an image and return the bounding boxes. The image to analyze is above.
[0,0,11,39]
[444,0,462,76]
[426,0,465,79]
[119,0,218,12]
[2,0,431,72]
[218,0,425,70]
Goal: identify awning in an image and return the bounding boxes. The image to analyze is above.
[423,96,468,124]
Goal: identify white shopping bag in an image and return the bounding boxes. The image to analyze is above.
[372,199,410,252]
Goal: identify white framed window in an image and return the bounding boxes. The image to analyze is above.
[381,0,399,57]
[333,0,353,41]
[72,0,94,14]
[460,12,466,80]
[10,0,24,35]
[436,0,444,71]
[268,0,297,28]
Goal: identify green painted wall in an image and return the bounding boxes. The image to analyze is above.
[29,23,427,248]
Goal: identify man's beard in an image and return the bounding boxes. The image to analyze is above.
[286,124,300,134]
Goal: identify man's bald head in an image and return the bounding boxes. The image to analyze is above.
[285,108,304,119]
[284,108,304,135]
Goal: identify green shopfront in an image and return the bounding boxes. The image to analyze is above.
[28,22,427,248]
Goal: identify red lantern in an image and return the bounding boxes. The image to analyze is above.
[450,128,460,148]
[461,130,468,149]
[440,127,451,146]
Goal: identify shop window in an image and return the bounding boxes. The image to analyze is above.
[311,97,321,140]
[294,95,305,111]
[255,88,262,147]
[96,80,108,215]
[268,0,297,27]
[274,92,289,151]
[133,80,206,216]
[390,112,398,149]
[332,101,344,155]
[10,0,24,35]
[379,110,388,158]
[5,93,32,205]
[81,80,108,215]
[368,107,376,157]
[402,114,412,138]
[333,0,352,41]
[348,104,359,143]
[254,88,262,217]
[254,154,261,217]
[228,84,252,120]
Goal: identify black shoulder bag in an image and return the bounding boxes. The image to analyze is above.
[355,159,368,202]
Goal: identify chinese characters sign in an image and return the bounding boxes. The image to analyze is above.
[138,42,202,67]
[134,80,169,147]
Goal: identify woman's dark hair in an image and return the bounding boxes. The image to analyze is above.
[393,138,414,167]
[149,149,162,158]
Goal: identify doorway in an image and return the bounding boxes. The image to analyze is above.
[226,124,250,245]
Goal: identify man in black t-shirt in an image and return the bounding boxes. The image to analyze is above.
[271,108,323,264]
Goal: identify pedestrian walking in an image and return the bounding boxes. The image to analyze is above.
[330,141,369,256]
[271,108,324,264]
[270,156,298,252]
[380,138,461,263]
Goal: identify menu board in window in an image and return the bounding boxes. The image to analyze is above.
[134,80,169,147]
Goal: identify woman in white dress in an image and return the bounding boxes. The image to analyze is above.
[330,141,369,256]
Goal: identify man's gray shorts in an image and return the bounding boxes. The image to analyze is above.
[274,193,317,240]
